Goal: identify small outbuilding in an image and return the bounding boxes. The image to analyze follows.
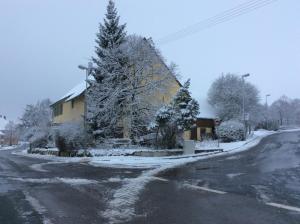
[189,118,217,141]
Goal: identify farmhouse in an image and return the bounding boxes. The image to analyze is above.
[51,38,182,138]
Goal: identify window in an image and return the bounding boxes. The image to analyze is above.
[71,99,75,109]
[53,103,63,117]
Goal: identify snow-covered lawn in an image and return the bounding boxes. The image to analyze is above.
[197,129,276,152]
[88,129,275,169]
[88,148,149,157]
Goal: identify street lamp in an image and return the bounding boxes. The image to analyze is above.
[242,73,250,137]
[265,94,271,130]
[265,94,271,106]
[78,62,93,127]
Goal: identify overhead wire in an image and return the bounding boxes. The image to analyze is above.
[157,0,278,45]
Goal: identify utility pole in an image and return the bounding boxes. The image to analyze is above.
[265,94,271,130]
[242,73,250,138]
[265,94,271,106]
[78,62,93,128]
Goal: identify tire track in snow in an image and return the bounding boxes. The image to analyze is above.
[101,157,207,224]
[24,192,53,224]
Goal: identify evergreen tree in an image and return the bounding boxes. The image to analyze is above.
[172,79,199,131]
[152,79,199,148]
[92,0,127,81]
[87,0,127,139]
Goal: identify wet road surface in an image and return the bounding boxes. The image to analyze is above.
[131,131,300,224]
[1,131,300,223]
[0,148,143,224]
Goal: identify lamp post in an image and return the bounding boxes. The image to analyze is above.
[265,94,271,106]
[242,73,250,137]
[265,94,271,130]
[78,62,93,128]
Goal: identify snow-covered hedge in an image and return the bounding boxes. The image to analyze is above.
[216,120,245,142]
[53,123,93,153]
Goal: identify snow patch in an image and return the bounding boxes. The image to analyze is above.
[30,162,65,172]
[24,192,53,224]
[101,157,216,224]
[107,177,123,183]
[0,145,18,151]
[11,177,98,186]
[226,173,244,179]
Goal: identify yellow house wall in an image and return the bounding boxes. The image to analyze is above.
[53,95,85,124]
[143,76,181,108]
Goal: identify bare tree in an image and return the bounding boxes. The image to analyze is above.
[208,73,260,122]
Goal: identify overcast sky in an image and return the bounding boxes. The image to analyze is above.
[1,0,299,121]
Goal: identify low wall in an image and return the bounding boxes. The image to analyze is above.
[133,150,183,157]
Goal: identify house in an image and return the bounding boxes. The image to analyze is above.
[51,38,182,138]
[51,82,86,124]
[189,118,217,141]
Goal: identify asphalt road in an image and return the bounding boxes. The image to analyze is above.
[0,147,142,224]
[0,131,300,224]
[131,131,300,224]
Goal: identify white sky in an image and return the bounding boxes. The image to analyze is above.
[0,0,299,120]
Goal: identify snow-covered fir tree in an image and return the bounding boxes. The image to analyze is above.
[87,0,128,138]
[152,79,199,148]
[172,79,199,132]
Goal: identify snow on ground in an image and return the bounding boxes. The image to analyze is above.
[88,148,149,157]
[89,152,216,169]
[0,145,18,151]
[10,177,98,186]
[30,161,69,172]
[32,148,59,152]
[94,129,286,224]
[196,129,276,152]
[24,192,53,224]
[101,156,218,224]
[14,128,300,223]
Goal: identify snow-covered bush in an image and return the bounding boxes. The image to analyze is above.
[151,80,199,149]
[30,133,49,149]
[152,106,177,149]
[18,99,53,148]
[255,120,279,131]
[216,120,245,142]
[53,123,93,154]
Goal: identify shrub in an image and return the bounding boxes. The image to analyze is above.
[255,120,279,131]
[30,135,48,149]
[216,120,245,142]
[53,122,94,154]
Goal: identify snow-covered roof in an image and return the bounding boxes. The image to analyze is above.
[0,130,4,136]
[0,116,8,131]
[53,81,87,105]
[62,81,87,102]
[198,99,216,119]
